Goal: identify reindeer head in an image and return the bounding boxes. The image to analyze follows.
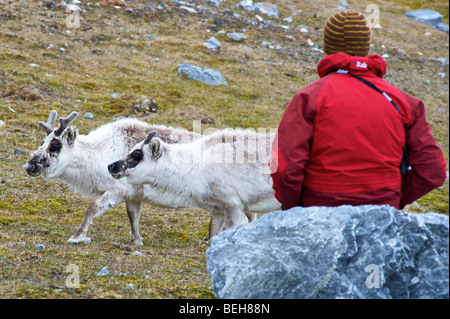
[24,110,78,179]
[108,130,163,184]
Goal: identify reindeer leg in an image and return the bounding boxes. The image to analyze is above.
[126,200,143,246]
[245,212,257,222]
[208,211,225,240]
[223,208,248,231]
[67,191,124,244]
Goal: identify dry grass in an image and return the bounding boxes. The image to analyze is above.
[0,0,448,299]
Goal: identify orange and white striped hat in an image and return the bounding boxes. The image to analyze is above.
[323,10,371,57]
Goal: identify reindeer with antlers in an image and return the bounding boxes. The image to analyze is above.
[24,110,199,245]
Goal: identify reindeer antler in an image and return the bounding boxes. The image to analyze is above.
[54,112,78,136]
[38,110,58,135]
[144,130,158,144]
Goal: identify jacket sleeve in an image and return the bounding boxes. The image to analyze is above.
[400,96,447,209]
[270,87,317,210]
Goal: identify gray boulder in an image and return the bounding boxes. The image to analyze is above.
[404,9,443,26]
[227,32,247,41]
[435,22,449,33]
[238,0,254,11]
[253,2,279,18]
[237,1,279,18]
[206,205,449,299]
[178,64,227,86]
[203,37,221,50]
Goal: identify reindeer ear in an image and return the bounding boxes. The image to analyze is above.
[65,127,78,145]
[149,139,161,158]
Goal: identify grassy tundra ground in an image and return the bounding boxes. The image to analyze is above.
[0,0,448,298]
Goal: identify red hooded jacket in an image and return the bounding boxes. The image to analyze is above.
[270,53,446,210]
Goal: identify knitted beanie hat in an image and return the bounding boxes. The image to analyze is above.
[323,10,371,57]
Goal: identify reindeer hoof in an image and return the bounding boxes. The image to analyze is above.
[130,238,143,246]
[67,236,92,244]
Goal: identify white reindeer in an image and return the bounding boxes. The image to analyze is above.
[24,110,200,245]
[108,129,281,238]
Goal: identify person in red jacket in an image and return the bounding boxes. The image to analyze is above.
[270,9,446,210]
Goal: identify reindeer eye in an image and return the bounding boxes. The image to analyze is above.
[49,140,61,153]
[131,150,143,161]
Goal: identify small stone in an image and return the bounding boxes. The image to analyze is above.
[260,41,274,49]
[227,32,247,41]
[110,93,119,99]
[435,57,449,65]
[178,63,227,86]
[285,35,296,41]
[208,0,220,6]
[84,112,94,119]
[203,37,221,50]
[299,25,309,33]
[253,2,279,18]
[96,267,109,276]
[238,0,253,11]
[14,150,27,156]
[132,251,143,256]
[66,4,80,12]
[143,34,159,39]
[29,63,39,67]
[180,6,197,13]
[35,244,45,250]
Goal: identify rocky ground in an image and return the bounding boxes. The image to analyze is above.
[0,0,448,299]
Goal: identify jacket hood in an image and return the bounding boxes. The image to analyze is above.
[317,53,387,78]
